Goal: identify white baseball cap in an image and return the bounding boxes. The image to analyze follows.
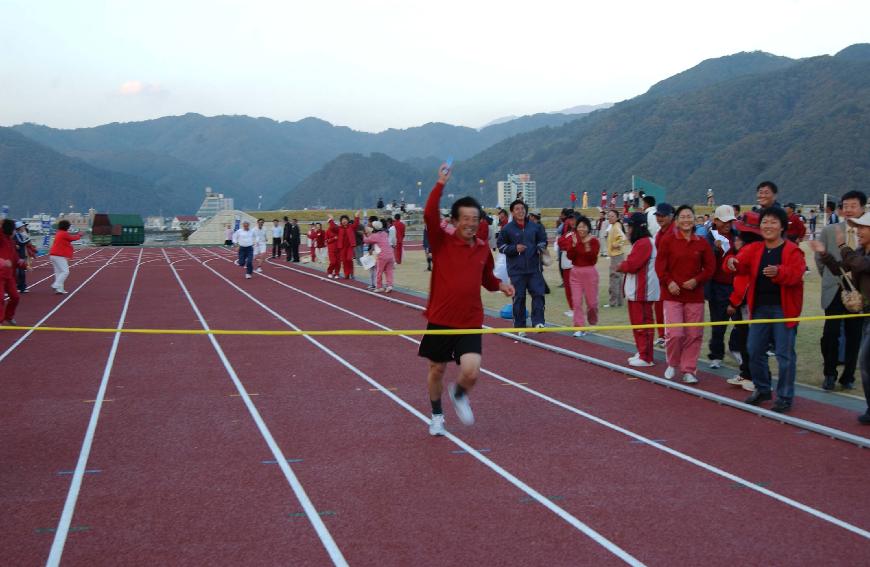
[713,205,736,222]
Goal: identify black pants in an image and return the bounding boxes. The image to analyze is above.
[707,282,739,360]
[820,292,863,384]
[272,238,282,258]
[16,265,27,292]
[290,243,300,262]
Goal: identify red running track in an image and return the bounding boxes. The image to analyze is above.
[0,246,867,566]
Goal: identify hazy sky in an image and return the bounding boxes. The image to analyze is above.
[1,0,867,132]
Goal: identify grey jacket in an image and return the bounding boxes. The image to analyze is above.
[815,222,847,309]
[818,245,870,313]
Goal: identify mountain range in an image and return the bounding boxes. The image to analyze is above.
[3,44,869,215]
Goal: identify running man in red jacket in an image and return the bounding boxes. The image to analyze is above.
[419,164,514,436]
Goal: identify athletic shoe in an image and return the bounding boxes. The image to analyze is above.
[517,331,527,338]
[534,323,545,329]
[858,413,870,425]
[448,384,474,425]
[729,350,743,365]
[55,289,68,295]
[563,311,573,317]
[682,373,699,384]
[629,352,640,360]
[629,358,654,367]
[603,304,610,308]
[822,375,836,391]
[709,359,722,369]
[664,366,676,380]
[771,399,792,413]
[572,331,587,338]
[741,380,756,392]
[726,375,745,386]
[367,285,376,291]
[373,288,385,293]
[245,274,252,279]
[255,267,263,273]
[429,414,446,436]
[654,337,665,347]
[384,286,393,293]
[766,350,776,357]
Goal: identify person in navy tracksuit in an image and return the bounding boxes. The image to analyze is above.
[497,199,548,333]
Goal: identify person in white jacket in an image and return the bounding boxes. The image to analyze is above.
[233,221,256,279]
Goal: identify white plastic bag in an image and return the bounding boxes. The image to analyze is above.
[360,254,376,271]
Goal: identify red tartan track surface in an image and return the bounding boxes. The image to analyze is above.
[1,247,868,566]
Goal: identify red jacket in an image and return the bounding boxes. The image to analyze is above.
[558,234,599,267]
[786,214,806,242]
[0,233,21,277]
[314,229,325,247]
[655,230,716,303]
[709,231,736,285]
[731,240,805,327]
[329,217,359,250]
[394,219,406,243]
[49,229,81,258]
[325,224,339,250]
[424,182,501,328]
[475,220,489,243]
[619,237,659,302]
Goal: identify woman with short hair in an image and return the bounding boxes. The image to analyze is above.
[49,220,81,295]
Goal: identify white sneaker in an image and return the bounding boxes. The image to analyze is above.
[628,352,640,361]
[534,323,545,329]
[655,337,666,347]
[729,350,743,365]
[373,288,385,293]
[429,414,446,436]
[682,373,699,384]
[517,332,527,338]
[56,289,68,295]
[385,286,393,293]
[629,358,654,367]
[255,267,263,273]
[563,311,573,317]
[572,331,587,337]
[664,366,676,380]
[726,375,744,386]
[448,384,474,425]
[741,380,756,392]
[245,274,252,279]
[709,359,722,369]
[603,304,610,308]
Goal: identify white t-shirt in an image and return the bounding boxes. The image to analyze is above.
[646,207,660,236]
[272,225,282,238]
[252,226,268,244]
[233,229,256,247]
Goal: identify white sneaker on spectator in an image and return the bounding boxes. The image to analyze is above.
[629,358,654,367]
[534,323,545,329]
[572,331,587,338]
[517,331,527,338]
[664,366,676,380]
[56,289,68,295]
[563,310,573,317]
[255,267,263,273]
[726,375,744,386]
[629,352,640,361]
[245,274,252,279]
[682,373,699,384]
[448,384,474,425]
[709,359,722,369]
[603,304,610,308]
[741,380,756,392]
[654,337,666,347]
[429,414,446,436]
[385,286,393,293]
[729,350,743,365]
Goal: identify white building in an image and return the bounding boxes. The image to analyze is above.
[171,215,202,231]
[196,187,234,218]
[497,173,537,210]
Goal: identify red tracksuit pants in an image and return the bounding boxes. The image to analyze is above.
[628,300,654,363]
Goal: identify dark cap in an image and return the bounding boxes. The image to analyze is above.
[626,212,648,227]
[784,202,797,210]
[655,203,675,216]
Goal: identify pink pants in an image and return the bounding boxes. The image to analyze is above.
[663,300,705,374]
[376,256,395,288]
[628,300,654,363]
[569,265,599,327]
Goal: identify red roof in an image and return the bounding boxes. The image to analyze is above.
[174,215,200,221]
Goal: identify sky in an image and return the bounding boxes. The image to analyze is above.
[1,0,868,132]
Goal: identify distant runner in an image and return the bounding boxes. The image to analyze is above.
[419,163,514,436]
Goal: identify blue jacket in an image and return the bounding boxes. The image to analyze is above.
[497,219,548,275]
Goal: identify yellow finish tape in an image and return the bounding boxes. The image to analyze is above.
[0,313,867,336]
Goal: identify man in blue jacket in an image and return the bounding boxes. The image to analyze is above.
[497,199,548,335]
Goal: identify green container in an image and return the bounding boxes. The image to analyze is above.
[91,213,145,246]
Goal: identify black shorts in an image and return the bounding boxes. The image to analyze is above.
[417,323,482,364]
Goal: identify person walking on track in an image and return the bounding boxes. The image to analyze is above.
[252,218,269,273]
[49,219,81,294]
[419,163,514,436]
[0,219,23,325]
[233,220,256,279]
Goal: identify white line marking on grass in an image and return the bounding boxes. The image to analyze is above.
[185,248,646,566]
[167,250,348,567]
[46,249,144,567]
[200,247,870,541]
[0,249,125,366]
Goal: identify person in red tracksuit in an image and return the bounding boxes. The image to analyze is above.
[307,225,317,262]
[784,203,807,243]
[418,163,514,436]
[618,213,659,366]
[655,205,716,384]
[0,220,23,325]
[558,216,600,336]
[393,214,406,264]
[325,221,340,278]
[314,223,326,264]
[329,212,360,279]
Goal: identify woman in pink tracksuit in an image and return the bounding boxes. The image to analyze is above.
[558,215,600,337]
[363,220,395,292]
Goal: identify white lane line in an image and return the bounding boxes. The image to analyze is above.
[184,248,645,566]
[12,249,105,293]
[198,247,870,540]
[0,249,125,366]
[46,249,144,567]
[165,250,348,567]
[253,252,870,447]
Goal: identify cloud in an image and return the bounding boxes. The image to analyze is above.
[118,80,167,96]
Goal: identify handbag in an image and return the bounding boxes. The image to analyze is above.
[540,248,553,267]
[839,268,864,313]
[560,251,573,270]
[360,254,376,271]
